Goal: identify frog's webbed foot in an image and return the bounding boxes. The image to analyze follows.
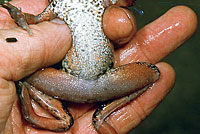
[1,1,56,35]
[16,81,73,132]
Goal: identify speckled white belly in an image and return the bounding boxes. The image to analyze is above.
[50,0,114,80]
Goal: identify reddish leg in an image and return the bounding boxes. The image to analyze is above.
[18,81,73,132]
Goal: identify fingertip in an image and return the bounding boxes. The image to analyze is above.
[103,6,136,46]
[156,62,176,87]
[162,6,198,44]
[142,5,198,61]
[151,62,175,94]
[145,62,176,102]
[175,6,198,39]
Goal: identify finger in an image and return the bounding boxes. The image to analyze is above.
[0,0,48,29]
[0,21,71,81]
[115,6,198,65]
[103,5,136,45]
[69,62,175,133]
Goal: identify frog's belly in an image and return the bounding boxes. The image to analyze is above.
[58,0,114,79]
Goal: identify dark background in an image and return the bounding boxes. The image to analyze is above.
[0,0,199,134]
[129,0,200,134]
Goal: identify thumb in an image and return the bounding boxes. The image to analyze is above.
[0,21,71,81]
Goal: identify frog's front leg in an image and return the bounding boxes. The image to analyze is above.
[1,1,56,35]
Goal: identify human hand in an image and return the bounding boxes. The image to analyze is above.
[0,0,197,134]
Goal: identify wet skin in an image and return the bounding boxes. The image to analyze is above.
[0,0,198,134]
[1,0,161,132]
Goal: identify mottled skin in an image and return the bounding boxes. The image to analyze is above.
[57,0,114,79]
[1,0,160,133]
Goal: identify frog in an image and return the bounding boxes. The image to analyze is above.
[1,0,160,133]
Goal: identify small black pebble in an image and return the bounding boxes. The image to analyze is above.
[6,37,18,42]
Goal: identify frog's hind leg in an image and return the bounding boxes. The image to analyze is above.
[92,86,149,134]
[1,1,56,35]
[17,81,73,132]
[92,62,160,133]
